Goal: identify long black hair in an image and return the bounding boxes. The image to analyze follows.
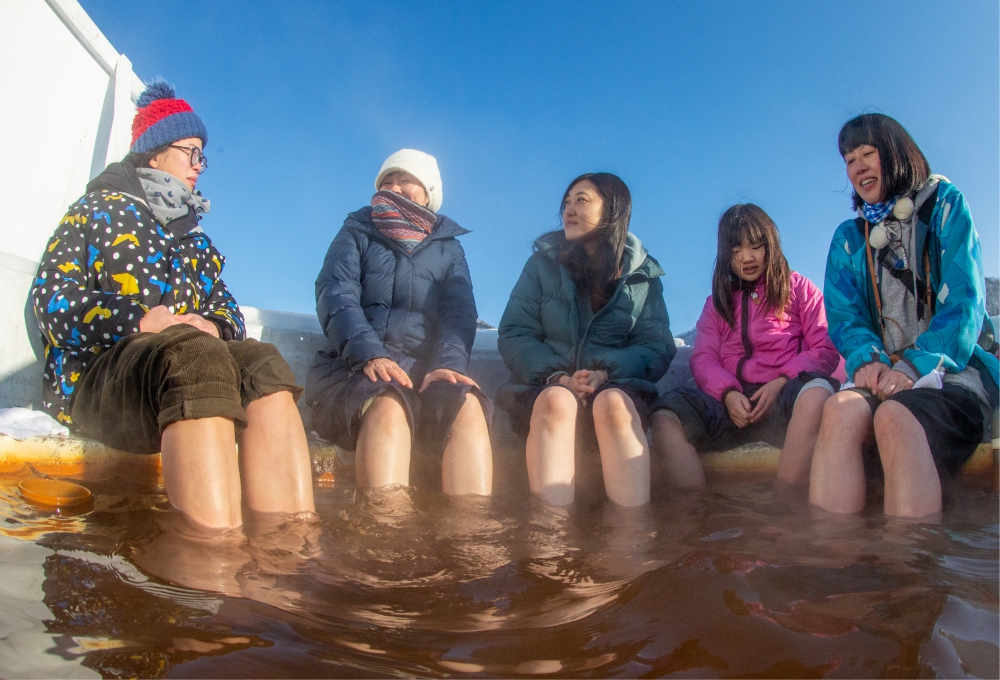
[711,204,790,328]
[535,172,632,312]
[838,113,931,210]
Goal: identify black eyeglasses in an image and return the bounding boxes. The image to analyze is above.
[168,145,208,173]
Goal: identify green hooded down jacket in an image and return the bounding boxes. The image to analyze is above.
[497,233,675,411]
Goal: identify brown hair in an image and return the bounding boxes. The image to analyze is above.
[536,172,631,311]
[711,204,790,328]
[838,114,931,209]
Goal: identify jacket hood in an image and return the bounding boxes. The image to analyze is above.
[534,231,664,279]
[347,206,470,241]
[86,160,148,203]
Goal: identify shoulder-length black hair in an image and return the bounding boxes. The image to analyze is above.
[711,204,790,328]
[838,113,931,210]
[535,172,632,312]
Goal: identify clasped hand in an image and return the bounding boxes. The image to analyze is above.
[139,304,219,337]
[854,362,913,400]
[724,375,788,427]
[556,369,608,405]
[362,358,479,394]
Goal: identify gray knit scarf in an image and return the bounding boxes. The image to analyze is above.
[136,168,211,225]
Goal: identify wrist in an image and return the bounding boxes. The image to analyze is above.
[547,371,569,385]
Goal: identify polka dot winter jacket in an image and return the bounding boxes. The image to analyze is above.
[31,162,245,424]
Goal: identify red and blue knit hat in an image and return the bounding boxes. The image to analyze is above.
[130,81,208,154]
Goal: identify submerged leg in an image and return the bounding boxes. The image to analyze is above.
[592,388,651,507]
[526,386,578,506]
[160,417,243,530]
[441,393,493,496]
[650,411,705,488]
[355,391,412,488]
[873,400,941,518]
[808,391,873,514]
[238,390,316,514]
[776,386,832,486]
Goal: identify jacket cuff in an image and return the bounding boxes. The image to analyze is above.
[892,359,921,382]
[546,371,569,385]
[207,317,234,341]
[720,386,741,403]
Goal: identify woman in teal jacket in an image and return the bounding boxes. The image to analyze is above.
[811,114,998,518]
[498,172,675,507]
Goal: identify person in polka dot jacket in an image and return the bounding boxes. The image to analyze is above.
[31,82,314,530]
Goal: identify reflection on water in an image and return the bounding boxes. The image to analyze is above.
[0,463,996,678]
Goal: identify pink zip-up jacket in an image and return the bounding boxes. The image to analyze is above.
[690,271,840,401]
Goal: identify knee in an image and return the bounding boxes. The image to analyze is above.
[872,401,920,462]
[457,392,486,422]
[651,410,686,440]
[365,391,409,429]
[821,390,871,427]
[531,386,578,425]
[592,388,636,429]
[794,386,832,418]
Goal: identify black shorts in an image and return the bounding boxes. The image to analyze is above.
[652,372,839,453]
[853,383,986,479]
[309,370,494,455]
[71,324,302,455]
[507,381,654,441]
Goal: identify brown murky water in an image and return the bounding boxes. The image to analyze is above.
[0,459,996,678]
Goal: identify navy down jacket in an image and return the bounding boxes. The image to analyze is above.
[305,207,479,404]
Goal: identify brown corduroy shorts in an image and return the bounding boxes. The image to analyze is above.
[70,324,303,455]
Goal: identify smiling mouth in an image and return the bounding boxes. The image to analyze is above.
[861,178,876,188]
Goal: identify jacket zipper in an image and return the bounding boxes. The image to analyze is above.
[573,275,630,372]
[734,288,754,384]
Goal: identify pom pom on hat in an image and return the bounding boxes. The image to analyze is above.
[375,149,443,212]
[136,80,176,108]
[131,79,208,154]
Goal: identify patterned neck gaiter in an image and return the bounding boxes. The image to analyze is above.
[370,190,436,254]
[136,168,210,225]
[860,196,897,225]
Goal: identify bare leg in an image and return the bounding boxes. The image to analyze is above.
[592,388,651,507]
[874,400,942,518]
[650,412,705,488]
[239,390,316,514]
[160,417,242,530]
[776,387,832,486]
[809,391,873,514]
[526,386,578,506]
[355,391,411,488]
[441,393,493,496]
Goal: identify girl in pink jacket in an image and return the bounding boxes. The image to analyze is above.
[652,204,841,488]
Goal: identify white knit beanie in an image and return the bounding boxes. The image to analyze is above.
[374,149,443,212]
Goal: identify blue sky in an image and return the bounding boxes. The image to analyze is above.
[82,0,999,332]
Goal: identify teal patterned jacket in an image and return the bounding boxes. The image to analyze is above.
[823,178,998,407]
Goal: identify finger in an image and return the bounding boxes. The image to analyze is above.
[454,373,477,387]
[576,384,596,394]
[749,387,763,402]
[390,366,409,385]
[395,369,413,389]
[364,366,378,383]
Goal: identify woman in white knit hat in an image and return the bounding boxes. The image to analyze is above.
[306,150,493,495]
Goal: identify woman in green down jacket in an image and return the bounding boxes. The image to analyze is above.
[498,172,675,507]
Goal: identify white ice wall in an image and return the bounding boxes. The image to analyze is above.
[0,0,143,264]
